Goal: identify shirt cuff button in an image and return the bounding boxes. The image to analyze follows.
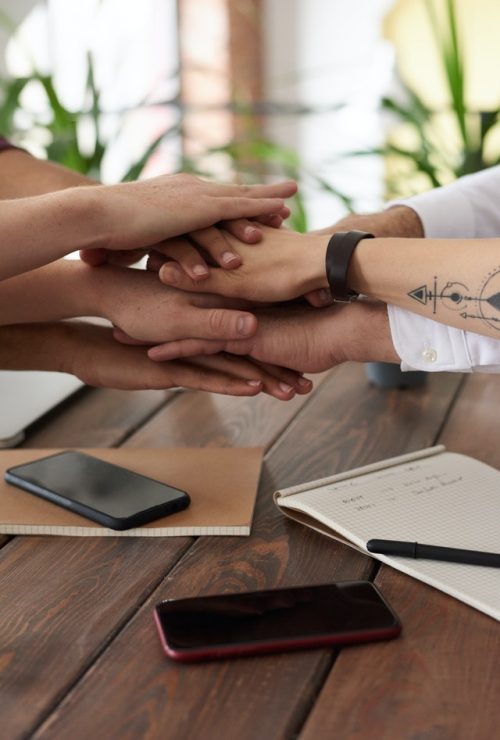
[422,348,437,363]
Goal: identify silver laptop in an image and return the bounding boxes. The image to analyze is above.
[0,371,83,447]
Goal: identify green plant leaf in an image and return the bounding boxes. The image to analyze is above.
[287,191,308,232]
[121,123,181,181]
[424,0,468,149]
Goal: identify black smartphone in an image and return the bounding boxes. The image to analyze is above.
[5,450,190,530]
[154,581,401,662]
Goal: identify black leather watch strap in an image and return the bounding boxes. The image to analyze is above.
[325,230,374,302]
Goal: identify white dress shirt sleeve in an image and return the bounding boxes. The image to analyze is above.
[385,166,500,373]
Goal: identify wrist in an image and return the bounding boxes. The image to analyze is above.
[343,301,400,364]
[53,186,110,254]
[51,261,105,318]
[345,236,383,298]
[75,263,122,320]
[313,205,424,239]
[0,321,77,372]
[300,234,330,292]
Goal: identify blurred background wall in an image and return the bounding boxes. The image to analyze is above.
[1,0,500,230]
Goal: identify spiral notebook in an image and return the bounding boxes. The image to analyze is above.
[0,447,263,536]
[274,446,500,621]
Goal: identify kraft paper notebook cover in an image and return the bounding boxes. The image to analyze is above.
[274,446,500,622]
[0,447,263,536]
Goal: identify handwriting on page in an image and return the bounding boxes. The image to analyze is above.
[324,462,462,512]
[297,451,499,547]
[283,451,500,621]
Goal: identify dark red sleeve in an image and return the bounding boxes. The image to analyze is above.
[0,136,25,154]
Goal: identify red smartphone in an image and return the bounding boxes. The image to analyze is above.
[153,581,401,662]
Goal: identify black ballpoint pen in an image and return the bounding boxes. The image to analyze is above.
[366,539,500,568]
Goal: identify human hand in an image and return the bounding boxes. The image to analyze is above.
[79,203,293,270]
[145,301,399,373]
[66,323,308,397]
[91,265,259,344]
[84,265,309,398]
[0,321,308,398]
[79,174,296,262]
[302,206,425,306]
[157,225,330,303]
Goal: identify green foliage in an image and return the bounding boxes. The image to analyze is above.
[2,1,495,224]
[377,0,500,198]
[183,136,354,233]
[0,52,179,181]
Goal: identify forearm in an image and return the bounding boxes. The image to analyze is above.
[347,237,500,339]
[0,321,77,372]
[0,186,108,279]
[0,260,104,325]
[0,149,95,199]
[313,205,424,238]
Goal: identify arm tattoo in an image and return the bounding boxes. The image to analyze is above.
[408,268,500,331]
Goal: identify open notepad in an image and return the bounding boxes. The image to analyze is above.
[274,446,500,621]
[0,447,263,537]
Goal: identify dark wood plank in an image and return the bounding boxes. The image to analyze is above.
[1,377,321,738]
[124,372,329,448]
[34,366,462,740]
[300,373,500,740]
[0,387,184,740]
[0,535,193,740]
[439,372,500,466]
[0,545,188,740]
[301,568,499,740]
[22,387,173,448]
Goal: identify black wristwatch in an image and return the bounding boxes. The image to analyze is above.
[325,230,374,302]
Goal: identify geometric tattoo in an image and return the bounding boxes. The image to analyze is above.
[408,268,500,331]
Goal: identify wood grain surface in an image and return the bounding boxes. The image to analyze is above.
[0,376,324,738]
[25,365,471,740]
[300,372,500,740]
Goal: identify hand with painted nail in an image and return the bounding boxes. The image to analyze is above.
[157,224,332,303]
[120,198,296,282]
[79,176,297,269]
[142,198,294,278]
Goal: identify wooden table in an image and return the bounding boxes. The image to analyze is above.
[1,364,499,739]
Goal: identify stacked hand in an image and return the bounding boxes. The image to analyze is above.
[79,175,296,270]
[0,149,403,395]
[72,175,398,391]
[114,219,399,376]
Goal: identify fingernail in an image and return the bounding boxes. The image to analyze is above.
[245,227,259,238]
[246,379,262,387]
[221,251,239,265]
[163,265,181,284]
[318,289,332,303]
[297,377,312,389]
[237,316,254,335]
[279,382,294,394]
[192,264,209,276]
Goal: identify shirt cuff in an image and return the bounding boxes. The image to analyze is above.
[387,305,473,372]
[387,184,476,238]
[388,305,500,372]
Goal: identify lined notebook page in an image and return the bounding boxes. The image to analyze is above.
[277,452,500,621]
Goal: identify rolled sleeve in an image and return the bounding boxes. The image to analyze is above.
[388,305,500,373]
